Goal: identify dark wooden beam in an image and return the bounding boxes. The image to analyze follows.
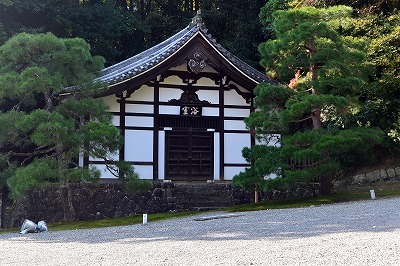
[117,94,126,163]
[219,78,225,181]
[153,79,160,181]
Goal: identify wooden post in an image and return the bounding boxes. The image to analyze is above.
[254,190,259,203]
[254,182,259,203]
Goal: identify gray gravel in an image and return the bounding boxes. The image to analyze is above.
[1,197,400,265]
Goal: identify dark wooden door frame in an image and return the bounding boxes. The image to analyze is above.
[165,128,213,181]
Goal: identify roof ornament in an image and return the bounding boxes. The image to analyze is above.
[189,9,207,31]
[188,50,206,74]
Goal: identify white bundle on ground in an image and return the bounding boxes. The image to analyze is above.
[19,219,48,234]
[37,221,48,232]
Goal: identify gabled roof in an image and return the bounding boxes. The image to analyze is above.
[64,10,276,97]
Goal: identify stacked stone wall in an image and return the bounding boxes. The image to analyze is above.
[1,181,321,228]
[4,166,400,229]
[351,167,400,184]
[6,182,177,228]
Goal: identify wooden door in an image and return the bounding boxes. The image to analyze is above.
[165,129,213,181]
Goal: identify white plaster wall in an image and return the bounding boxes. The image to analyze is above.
[91,163,154,180]
[90,164,119,179]
[125,116,154,127]
[159,87,183,102]
[255,134,281,147]
[224,120,247,131]
[130,85,154,101]
[159,105,180,115]
[224,166,247,180]
[264,172,279,180]
[213,132,220,180]
[160,75,186,85]
[89,152,119,162]
[202,107,219,117]
[224,108,250,118]
[111,115,119,127]
[133,165,153,180]
[124,130,153,162]
[194,76,219,87]
[196,89,219,104]
[101,95,119,112]
[224,89,248,106]
[255,134,281,180]
[158,131,165,180]
[78,154,84,167]
[125,104,153,114]
[224,133,250,164]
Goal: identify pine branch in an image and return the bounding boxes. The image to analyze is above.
[9,146,57,166]
[12,88,36,111]
[291,115,312,123]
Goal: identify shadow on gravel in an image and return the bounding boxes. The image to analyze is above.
[1,197,399,244]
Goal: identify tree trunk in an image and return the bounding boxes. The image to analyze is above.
[311,108,322,129]
[309,39,322,130]
[0,186,9,228]
[60,185,76,221]
[309,39,332,195]
[254,189,259,203]
[320,172,332,196]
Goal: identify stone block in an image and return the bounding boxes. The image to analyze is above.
[387,168,396,178]
[380,169,388,179]
[333,179,349,189]
[395,167,400,177]
[352,174,366,184]
[162,182,174,189]
[373,170,381,181]
[166,197,176,204]
[365,172,375,182]
[152,188,163,197]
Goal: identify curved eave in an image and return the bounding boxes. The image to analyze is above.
[62,25,276,98]
[198,31,275,86]
[105,31,201,89]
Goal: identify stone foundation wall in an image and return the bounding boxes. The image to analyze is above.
[351,167,400,184]
[6,182,177,228]
[1,182,320,228]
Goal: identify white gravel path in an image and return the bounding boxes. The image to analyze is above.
[1,197,400,266]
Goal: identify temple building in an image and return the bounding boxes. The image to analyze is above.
[64,11,277,182]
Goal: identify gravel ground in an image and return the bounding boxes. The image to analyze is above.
[1,197,400,266]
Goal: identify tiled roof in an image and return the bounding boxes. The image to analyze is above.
[96,26,198,85]
[94,10,275,87]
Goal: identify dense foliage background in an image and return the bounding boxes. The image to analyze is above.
[0,0,267,69]
[234,0,400,195]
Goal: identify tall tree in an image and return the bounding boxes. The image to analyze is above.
[259,0,289,40]
[0,0,144,65]
[201,0,267,70]
[233,5,384,196]
[354,11,400,143]
[0,0,13,44]
[54,0,144,66]
[0,0,268,69]
[0,33,125,220]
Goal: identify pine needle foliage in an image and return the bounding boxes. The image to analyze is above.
[233,5,384,195]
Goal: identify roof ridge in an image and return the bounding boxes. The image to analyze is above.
[188,9,207,32]
[92,10,277,87]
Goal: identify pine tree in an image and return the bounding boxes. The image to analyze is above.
[0,33,119,204]
[233,5,384,196]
